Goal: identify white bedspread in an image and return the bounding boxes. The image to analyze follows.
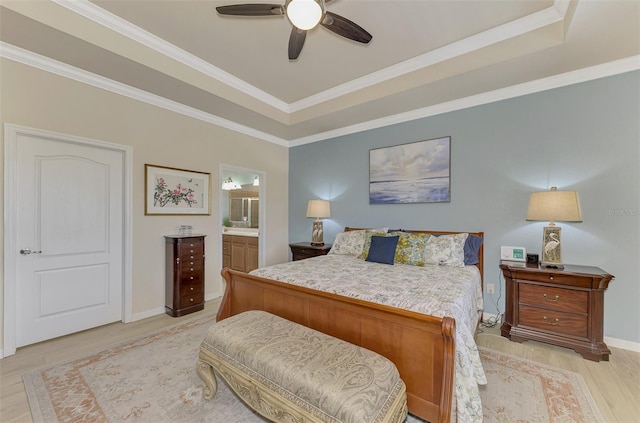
[250,254,487,423]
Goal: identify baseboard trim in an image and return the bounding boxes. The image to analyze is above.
[130,294,222,322]
[131,306,165,322]
[483,312,640,353]
[205,292,221,302]
[605,336,640,353]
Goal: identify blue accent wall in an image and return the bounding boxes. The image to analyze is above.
[290,71,640,344]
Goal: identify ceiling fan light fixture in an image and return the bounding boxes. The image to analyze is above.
[286,0,323,30]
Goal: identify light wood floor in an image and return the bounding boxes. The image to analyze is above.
[1,299,639,422]
[476,322,640,423]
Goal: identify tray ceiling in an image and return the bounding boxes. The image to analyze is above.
[1,0,638,146]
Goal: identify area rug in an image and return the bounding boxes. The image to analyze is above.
[23,315,604,422]
[478,348,604,423]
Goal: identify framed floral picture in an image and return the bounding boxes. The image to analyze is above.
[145,164,211,215]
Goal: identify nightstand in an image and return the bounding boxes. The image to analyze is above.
[289,242,332,261]
[500,262,614,361]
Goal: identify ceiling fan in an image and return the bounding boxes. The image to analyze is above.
[216,0,372,60]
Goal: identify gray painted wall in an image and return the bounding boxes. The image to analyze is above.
[289,71,640,344]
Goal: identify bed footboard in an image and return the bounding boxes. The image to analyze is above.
[218,268,456,423]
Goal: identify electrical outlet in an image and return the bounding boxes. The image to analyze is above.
[487,284,495,294]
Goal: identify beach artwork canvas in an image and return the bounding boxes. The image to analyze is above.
[369,137,451,204]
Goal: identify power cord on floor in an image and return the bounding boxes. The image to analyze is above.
[480,273,503,329]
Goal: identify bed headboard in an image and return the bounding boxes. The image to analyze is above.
[344,227,484,285]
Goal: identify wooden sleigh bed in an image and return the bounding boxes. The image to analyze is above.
[217,228,484,423]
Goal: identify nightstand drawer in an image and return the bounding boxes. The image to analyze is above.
[519,305,588,338]
[295,248,319,257]
[519,284,588,314]
[512,270,593,288]
[289,243,332,261]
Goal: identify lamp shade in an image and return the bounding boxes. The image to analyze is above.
[526,187,582,224]
[306,199,330,219]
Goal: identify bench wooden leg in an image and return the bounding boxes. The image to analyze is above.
[196,358,218,400]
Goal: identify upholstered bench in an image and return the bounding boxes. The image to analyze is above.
[197,310,407,423]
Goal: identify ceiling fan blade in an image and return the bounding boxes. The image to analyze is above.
[320,11,372,44]
[216,4,284,16]
[288,27,307,60]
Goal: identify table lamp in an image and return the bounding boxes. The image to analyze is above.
[306,199,330,246]
[526,186,582,269]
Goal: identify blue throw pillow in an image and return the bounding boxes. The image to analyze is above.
[365,235,399,265]
[464,234,483,265]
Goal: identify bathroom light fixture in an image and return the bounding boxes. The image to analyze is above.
[253,176,259,186]
[222,177,241,190]
[306,199,330,246]
[526,186,582,269]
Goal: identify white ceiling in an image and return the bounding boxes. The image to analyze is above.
[1,0,638,146]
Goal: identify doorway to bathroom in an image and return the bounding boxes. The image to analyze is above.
[219,165,265,277]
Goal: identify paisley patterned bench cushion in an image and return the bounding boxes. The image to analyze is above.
[200,310,407,423]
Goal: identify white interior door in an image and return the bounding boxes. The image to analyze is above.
[12,129,125,348]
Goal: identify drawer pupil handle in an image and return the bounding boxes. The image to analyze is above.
[543,293,560,302]
[190,268,194,271]
[190,276,194,280]
[549,276,554,280]
[190,298,194,302]
[190,287,194,291]
[543,316,560,325]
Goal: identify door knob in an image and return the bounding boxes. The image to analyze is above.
[20,248,42,255]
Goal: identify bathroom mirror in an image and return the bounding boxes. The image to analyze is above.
[229,196,259,228]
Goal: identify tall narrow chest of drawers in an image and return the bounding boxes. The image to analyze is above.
[165,235,206,317]
[500,263,614,361]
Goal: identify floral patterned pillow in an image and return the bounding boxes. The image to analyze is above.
[394,232,431,266]
[423,233,468,267]
[358,229,389,259]
[328,230,367,256]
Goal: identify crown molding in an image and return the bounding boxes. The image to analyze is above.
[288,0,573,112]
[288,55,640,147]
[51,0,291,113]
[54,0,574,115]
[2,42,637,148]
[0,42,289,147]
